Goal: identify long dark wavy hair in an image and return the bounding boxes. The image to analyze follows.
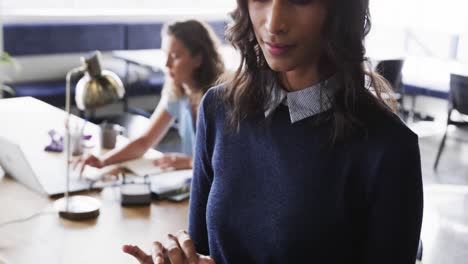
[222,0,396,142]
[162,20,225,101]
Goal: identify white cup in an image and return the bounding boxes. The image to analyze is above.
[70,130,84,156]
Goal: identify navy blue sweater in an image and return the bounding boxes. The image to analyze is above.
[189,86,423,264]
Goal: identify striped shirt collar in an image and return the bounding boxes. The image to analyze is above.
[264,75,336,123]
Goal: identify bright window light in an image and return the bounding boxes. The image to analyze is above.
[1,0,237,15]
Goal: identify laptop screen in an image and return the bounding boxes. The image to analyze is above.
[0,136,45,195]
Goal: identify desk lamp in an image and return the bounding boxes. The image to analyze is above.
[54,50,125,220]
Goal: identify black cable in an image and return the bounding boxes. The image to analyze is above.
[0,174,153,228]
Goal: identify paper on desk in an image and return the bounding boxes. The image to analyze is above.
[121,158,163,177]
[150,169,192,194]
[78,155,164,180]
[79,164,120,181]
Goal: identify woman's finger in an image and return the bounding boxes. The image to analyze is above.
[161,161,176,169]
[151,241,165,264]
[79,161,88,175]
[175,230,198,264]
[72,157,82,170]
[164,234,185,264]
[156,161,171,170]
[199,255,216,264]
[79,157,94,174]
[153,156,171,166]
[122,244,153,264]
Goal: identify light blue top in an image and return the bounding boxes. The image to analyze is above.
[162,95,196,156]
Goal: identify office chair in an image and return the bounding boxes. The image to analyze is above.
[433,73,468,170]
[375,59,406,117]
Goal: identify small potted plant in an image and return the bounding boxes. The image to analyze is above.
[0,51,16,97]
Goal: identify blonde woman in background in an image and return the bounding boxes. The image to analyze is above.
[79,19,225,172]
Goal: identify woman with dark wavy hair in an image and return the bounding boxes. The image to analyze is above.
[123,0,423,263]
[79,20,224,172]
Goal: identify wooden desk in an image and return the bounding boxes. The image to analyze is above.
[0,97,189,264]
[0,176,188,264]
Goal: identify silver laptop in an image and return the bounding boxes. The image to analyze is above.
[0,136,96,197]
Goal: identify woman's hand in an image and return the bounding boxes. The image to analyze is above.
[153,153,193,170]
[122,230,214,264]
[74,154,105,174]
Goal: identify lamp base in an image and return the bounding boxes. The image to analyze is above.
[54,195,101,221]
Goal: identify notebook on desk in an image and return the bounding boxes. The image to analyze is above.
[0,136,98,197]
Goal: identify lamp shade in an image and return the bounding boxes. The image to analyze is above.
[74,51,125,110]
